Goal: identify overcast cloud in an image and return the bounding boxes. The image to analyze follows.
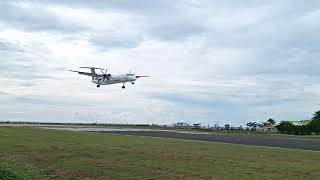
[0,0,320,126]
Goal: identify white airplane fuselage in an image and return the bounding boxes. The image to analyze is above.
[91,74,137,85]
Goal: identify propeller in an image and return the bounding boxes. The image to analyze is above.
[101,68,110,81]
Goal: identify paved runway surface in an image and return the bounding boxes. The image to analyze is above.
[102,131,320,151]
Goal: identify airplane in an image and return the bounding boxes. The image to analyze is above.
[69,67,149,89]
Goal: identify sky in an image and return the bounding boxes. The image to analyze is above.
[0,0,320,126]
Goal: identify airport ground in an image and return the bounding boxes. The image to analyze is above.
[0,126,320,180]
[2,122,320,140]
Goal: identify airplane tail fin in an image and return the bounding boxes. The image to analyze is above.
[90,69,96,80]
[79,67,104,80]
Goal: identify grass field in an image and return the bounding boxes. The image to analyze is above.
[0,127,319,179]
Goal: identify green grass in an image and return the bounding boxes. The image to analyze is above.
[0,158,36,180]
[0,127,319,180]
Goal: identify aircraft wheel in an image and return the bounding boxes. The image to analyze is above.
[97,85,100,88]
[122,86,125,89]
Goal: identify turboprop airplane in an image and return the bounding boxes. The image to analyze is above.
[69,67,149,89]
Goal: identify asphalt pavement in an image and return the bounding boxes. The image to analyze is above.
[102,130,320,151]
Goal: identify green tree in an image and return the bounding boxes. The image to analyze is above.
[246,122,253,127]
[276,121,295,134]
[246,122,258,130]
[309,110,320,134]
[267,118,276,125]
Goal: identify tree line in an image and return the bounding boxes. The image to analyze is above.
[276,110,320,135]
[246,118,276,130]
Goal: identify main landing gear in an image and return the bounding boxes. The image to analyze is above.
[131,82,135,85]
[97,84,100,88]
[122,83,125,89]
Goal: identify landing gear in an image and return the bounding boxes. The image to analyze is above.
[97,84,100,88]
[122,83,125,89]
[131,82,135,85]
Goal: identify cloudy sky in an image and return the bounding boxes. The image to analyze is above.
[1,0,320,126]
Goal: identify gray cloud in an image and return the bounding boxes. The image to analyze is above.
[0,1,84,32]
[0,29,69,81]
[90,35,141,50]
[0,91,10,96]
[0,47,50,80]
[42,0,172,13]
[0,41,25,52]
[0,0,320,125]
[39,0,205,41]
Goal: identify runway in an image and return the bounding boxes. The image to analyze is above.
[1,124,319,151]
[102,130,320,151]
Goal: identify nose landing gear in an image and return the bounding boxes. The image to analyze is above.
[122,82,125,89]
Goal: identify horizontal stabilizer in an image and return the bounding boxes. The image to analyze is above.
[135,75,150,78]
[68,70,96,77]
[79,67,104,70]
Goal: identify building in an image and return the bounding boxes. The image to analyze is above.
[173,122,190,128]
[260,124,277,132]
[193,123,201,129]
